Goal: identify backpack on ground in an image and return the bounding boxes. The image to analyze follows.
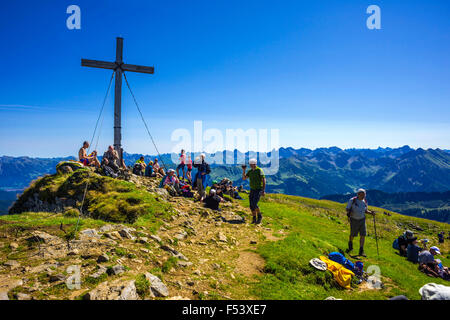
[328,252,355,272]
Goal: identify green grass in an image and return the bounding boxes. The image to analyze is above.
[9,170,174,225]
[239,193,450,300]
[162,256,178,273]
[135,274,150,298]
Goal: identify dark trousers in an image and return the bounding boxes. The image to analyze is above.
[249,189,262,211]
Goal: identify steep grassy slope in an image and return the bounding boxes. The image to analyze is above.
[239,194,450,300]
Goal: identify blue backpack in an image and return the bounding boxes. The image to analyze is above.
[328,252,355,272]
[392,238,400,250]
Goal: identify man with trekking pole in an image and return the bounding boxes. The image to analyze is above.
[345,188,375,257]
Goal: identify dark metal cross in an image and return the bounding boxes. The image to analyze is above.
[81,37,154,162]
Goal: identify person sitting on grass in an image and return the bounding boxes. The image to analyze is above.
[203,189,223,211]
[162,169,181,195]
[397,230,415,257]
[407,237,426,264]
[419,246,441,265]
[152,158,165,176]
[133,156,146,176]
[145,160,156,177]
[102,145,120,173]
[78,141,101,167]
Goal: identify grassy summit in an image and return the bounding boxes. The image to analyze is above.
[9,169,172,224]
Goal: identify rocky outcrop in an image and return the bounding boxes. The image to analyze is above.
[84,280,139,300]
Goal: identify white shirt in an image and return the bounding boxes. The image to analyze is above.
[346,198,367,220]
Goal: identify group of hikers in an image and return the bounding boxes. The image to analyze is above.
[78,142,267,224]
[79,142,448,279]
[394,230,449,281]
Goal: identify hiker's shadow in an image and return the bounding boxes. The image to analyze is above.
[220,216,245,225]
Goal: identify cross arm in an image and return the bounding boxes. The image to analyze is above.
[81,59,116,70]
[122,64,154,74]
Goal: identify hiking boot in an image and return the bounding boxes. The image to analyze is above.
[251,216,257,224]
[359,248,367,257]
[346,241,353,253]
[256,213,263,225]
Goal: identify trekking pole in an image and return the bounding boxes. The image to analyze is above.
[372,212,380,259]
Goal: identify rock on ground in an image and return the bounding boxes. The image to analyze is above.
[145,273,169,297]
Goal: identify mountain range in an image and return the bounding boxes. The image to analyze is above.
[1,146,450,218]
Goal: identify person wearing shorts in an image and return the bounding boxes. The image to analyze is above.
[345,189,375,257]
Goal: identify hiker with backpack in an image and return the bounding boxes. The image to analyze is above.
[193,153,211,201]
[133,156,146,176]
[394,230,415,257]
[345,188,375,257]
[242,158,266,225]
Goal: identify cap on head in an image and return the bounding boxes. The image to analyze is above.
[357,188,366,194]
[405,230,414,239]
[210,189,216,195]
[430,246,441,255]
[249,158,257,165]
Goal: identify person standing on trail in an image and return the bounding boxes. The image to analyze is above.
[345,188,375,257]
[193,153,211,202]
[177,149,187,180]
[242,158,266,225]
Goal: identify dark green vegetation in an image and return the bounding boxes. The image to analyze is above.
[239,193,450,300]
[322,190,450,223]
[9,169,173,225]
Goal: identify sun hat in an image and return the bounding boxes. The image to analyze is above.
[430,246,441,255]
[309,258,327,271]
[249,158,257,165]
[357,188,366,194]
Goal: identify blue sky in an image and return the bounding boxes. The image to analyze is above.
[0,0,449,157]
